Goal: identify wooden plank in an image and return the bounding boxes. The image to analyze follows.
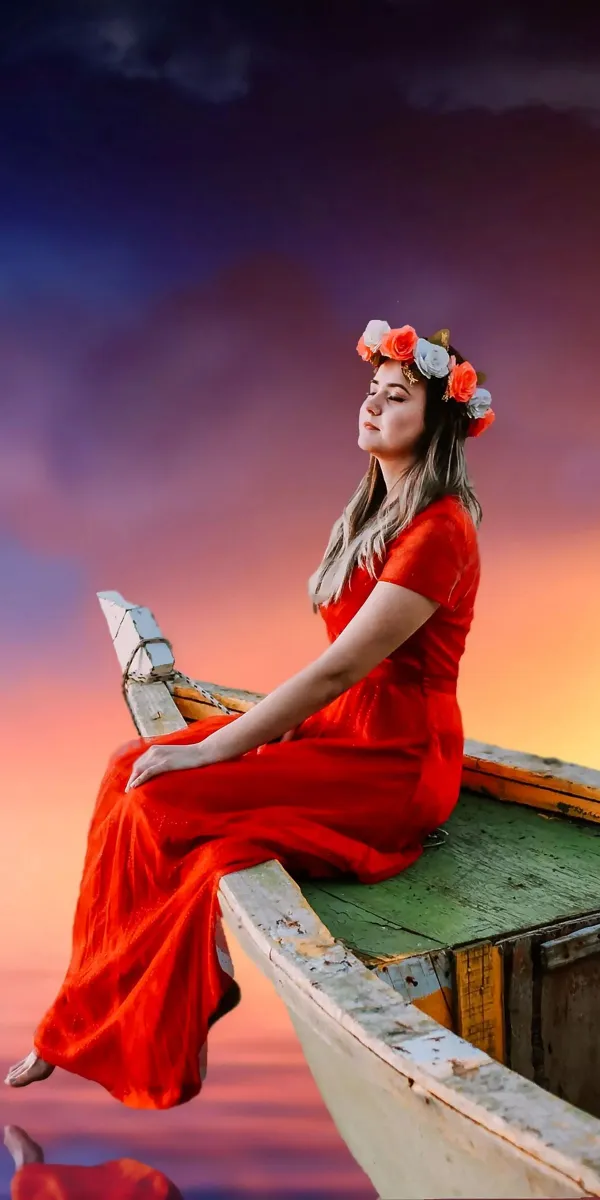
[305,793,600,954]
[97,590,174,680]
[464,738,600,820]
[126,680,186,738]
[173,674,265,709]
[504,935,535,1082]
[302,882,445,959]
[171,695,227,723]
[541,922,600,972]
[463,766,600,824]
[375,951,454,1031]
[454,943,505,1063]
[504,911,600,1089]
[540,948,600,1119]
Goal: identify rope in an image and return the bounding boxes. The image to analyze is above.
[423,826,449,849]
[171,670,236,715]
[120,636,237,716]
[120,635,175,704]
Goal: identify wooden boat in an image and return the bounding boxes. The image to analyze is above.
[99,589,600,1199]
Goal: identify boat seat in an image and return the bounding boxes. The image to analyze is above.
[302,788,600,960]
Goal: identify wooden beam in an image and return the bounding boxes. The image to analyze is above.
[126,680,186,738]
[374,950,454,1030]
[97,590,175,681]
[97,590,181,734]
[170,675,265,710]
[541,921,600,972]
[463,738,600,823]
[169,679,256,719]
[454,942,506,1064]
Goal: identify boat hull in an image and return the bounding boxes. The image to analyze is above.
[219,863,600,1200]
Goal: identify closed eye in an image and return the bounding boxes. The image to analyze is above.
[366,390,406,402]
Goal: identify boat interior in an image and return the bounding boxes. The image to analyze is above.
[169,671,600,1123]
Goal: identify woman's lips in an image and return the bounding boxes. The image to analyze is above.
[363,421,379,430]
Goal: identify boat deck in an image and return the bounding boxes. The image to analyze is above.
[302,790,600,959]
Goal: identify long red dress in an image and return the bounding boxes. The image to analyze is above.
[34,494,480,1109]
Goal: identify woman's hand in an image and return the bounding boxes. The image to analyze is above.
[125,742,209,791]
[256,727,298,756]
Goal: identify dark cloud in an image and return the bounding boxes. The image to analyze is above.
[1,2,256,104]
[3,0,600,126]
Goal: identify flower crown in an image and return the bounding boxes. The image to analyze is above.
[357,321,495,438]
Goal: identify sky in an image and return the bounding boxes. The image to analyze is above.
[0,0,599,1195]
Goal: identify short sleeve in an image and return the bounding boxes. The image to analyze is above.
[379,506,473,609]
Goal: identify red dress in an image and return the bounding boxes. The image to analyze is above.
[34,495,480,1109]
[12,1160,182,1200]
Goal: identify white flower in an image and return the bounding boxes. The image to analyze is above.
[467,387,493,418]
[362,319,391,351]
[413,337,450,378]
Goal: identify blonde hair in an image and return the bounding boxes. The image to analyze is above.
[307,347,483,609]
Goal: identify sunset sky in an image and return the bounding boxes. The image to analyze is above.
[1,1,599,1195]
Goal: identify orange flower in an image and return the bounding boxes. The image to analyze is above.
[379,325,418,362]
[356,335,374,361]
[467,409,495,438]
[448,360,478,403]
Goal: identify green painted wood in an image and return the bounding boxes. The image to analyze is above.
[298,888,444,959]
[301,790,600,959]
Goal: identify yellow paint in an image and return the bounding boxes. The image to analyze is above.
[463,766,600,825]
[172,682,255,723]
[412,988,454,1030]
[454,943,505,1063]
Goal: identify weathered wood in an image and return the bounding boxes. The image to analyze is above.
[541,923,600,972]
[464,739,600,822]
[375,951,454,1030]
[98,590,175,680]
[172,674,265,709]
[125,680,187,738]
[540,946,600,1119]
[301,885,445,960]
[504,935,535,1082]
[503,912,600,1117]
[454,943,505,1063]
[220,858,600,1198]
[303,792,600,957]
[169,678,257,719]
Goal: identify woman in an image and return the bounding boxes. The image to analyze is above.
[5,321,494,1109]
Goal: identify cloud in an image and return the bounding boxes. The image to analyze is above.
[5,1,600,125]
[384,6,600,125]
[401,55,600,126]
[2,3,255,104]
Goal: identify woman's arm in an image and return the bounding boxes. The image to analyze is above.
[199,580,438,762]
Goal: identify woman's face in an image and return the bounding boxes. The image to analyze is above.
[358,358,427,461]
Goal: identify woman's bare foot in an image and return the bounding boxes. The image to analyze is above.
[3,1124,44,1167]
[4,1051,54,1089]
